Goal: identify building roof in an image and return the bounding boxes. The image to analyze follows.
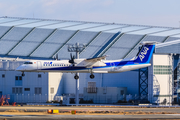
[0,16,179,60]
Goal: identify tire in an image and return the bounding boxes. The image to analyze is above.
[74,75,79,79]
[90,74,95,79]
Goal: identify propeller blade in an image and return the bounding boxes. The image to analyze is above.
[56,54,58,60]
[71,53,73,59]
[69,53,75,64]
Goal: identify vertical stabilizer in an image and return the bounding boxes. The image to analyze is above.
[133,42,156,64]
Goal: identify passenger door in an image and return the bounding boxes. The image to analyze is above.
[110,62,115,71]
[37,61,42,70]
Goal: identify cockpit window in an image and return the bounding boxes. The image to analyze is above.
[24,62,33,64]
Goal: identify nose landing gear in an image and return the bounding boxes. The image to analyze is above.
[74,73,79,79]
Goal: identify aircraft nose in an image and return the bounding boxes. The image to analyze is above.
[16,66,24,71]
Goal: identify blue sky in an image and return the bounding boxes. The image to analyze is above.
[0,0,180,27]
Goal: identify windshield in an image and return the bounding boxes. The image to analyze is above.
[24,62,33,64]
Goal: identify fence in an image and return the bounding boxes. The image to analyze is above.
[0,94,168,105]
[68,94,161,104]
[82,94,151,104]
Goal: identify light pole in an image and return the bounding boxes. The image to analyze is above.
[68,43,86,105]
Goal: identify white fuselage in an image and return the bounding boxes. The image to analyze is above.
[16,42,156,76]
[16,60,151,73]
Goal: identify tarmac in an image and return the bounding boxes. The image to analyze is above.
[1,105,180,119]
[1,114,180,120]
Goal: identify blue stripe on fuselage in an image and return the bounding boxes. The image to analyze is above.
[39,60,147,71]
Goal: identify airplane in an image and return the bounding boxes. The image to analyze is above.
[16,41,156,79]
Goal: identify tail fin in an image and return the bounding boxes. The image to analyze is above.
[133,42,156,64]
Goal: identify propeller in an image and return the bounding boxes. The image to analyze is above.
[53,54,59,60]
[69,53,76,66]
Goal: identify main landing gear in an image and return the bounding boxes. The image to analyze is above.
[21,72,25,76]
[90,67,95,79]
[74,68,95,79]
[74,73,95,79]
[90,74,95,79]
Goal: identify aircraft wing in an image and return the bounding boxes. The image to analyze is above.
[75,55,107,67]
[85,55,107,62]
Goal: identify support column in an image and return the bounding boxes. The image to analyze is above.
[76,43,79,105]
[68,42,86,105]
[139,67,148,100]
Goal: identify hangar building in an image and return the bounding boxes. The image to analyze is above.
[0,16,180,105]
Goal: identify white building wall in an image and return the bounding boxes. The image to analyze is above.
[63,73,78,94]
[0,60,64,103]
[103,71,139,95]
[0,70,49,103]
[63,73,98,94]
[148,54,173,104]
[48,72,63,101]
[83,87,127,104]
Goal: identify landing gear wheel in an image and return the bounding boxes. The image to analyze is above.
[74,75,79,79]
[90,74,95,79]
[22,72,25,76]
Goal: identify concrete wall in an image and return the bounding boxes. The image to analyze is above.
[83,87,127,104]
